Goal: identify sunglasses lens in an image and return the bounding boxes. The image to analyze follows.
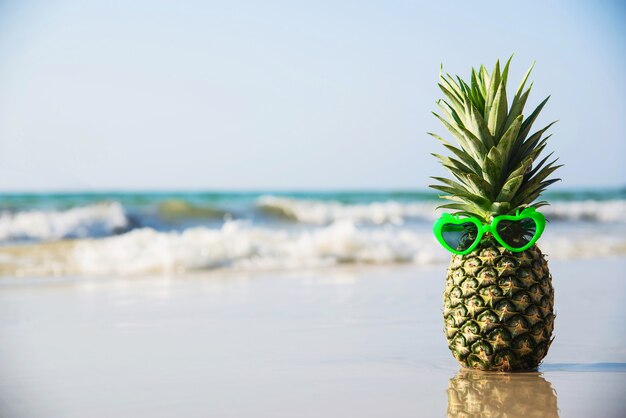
[496,218,537,250]
[441,222,479,252]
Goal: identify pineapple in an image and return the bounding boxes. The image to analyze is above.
[446,369,559,418]
[430,57,560,371]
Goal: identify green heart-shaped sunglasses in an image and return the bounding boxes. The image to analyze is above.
[433,207,546,255]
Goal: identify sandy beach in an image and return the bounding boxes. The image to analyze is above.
[1,258,624,417]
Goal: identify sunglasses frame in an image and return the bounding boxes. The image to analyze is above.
[433,207,546,255]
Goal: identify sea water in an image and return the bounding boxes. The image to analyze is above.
[0,190,624,276]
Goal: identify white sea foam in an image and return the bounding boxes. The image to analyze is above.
[0,219,619,277]
[70,220,442,275]
[0,202,130,242]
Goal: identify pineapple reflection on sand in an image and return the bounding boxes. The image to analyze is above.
[447,369,559,418]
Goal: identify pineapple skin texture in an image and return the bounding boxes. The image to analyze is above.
[443,242,555,371]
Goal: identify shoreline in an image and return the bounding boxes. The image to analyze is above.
[1,259,625,417]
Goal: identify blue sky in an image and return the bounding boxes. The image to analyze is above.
[0,0,624,191]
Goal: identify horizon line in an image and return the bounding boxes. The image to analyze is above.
[0,186,623,195]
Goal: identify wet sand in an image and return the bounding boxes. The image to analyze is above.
[0,258,625,417]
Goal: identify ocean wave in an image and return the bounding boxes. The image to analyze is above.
[156,199,229,220]
[541,200,626,223]
[256,196,626,225]
[70,221,440,275]
[256,196,437,225]
[0,221,440,276]
[1,220,625,277]
[0,196,622,246]
[0,202,131,242]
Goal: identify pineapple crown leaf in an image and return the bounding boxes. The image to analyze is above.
[429,57,561,221]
